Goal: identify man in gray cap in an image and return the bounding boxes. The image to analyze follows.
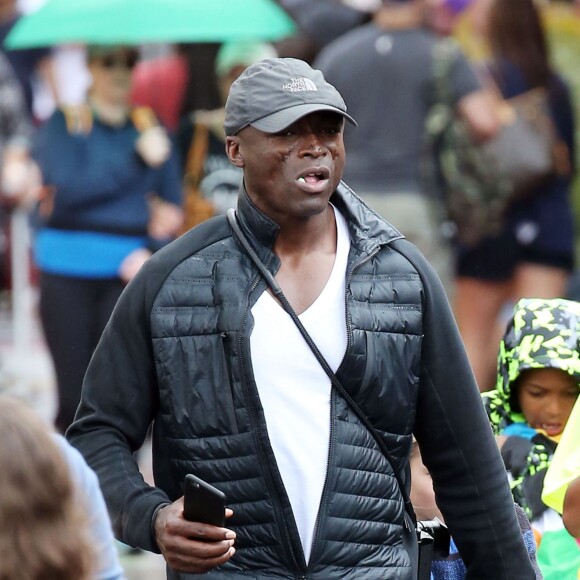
[68,58,536,579]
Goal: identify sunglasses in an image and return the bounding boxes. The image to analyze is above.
[97,52,139,70]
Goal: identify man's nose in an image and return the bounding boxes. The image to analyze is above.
[300,133,326,156]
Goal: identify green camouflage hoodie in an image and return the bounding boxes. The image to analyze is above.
[482,298,580,523]
[483,297,580,434]
[482,300,580,580]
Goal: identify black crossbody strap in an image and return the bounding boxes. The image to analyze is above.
[227,208,416,524]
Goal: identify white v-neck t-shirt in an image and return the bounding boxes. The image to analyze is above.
[250,205,350,562]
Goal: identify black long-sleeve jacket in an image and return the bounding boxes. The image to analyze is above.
[68,182,536,579]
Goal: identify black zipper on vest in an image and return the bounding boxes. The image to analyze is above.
[307,245,381,569]
[220,331,239,430]
[237,270,305,576]
[306,390,336,569]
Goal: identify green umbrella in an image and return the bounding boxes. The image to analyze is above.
[5,0,296,49]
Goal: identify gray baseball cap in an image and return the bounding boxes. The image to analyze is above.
[224,57,357,136]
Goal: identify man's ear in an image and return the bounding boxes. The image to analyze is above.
[226,136,244,168]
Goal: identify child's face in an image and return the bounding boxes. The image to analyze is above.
[410,447,443,522]
[517,368,578,437]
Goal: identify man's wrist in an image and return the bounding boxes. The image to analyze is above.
[151,502,171,550]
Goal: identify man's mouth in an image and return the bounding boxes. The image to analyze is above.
[295,168,330,193]
[298,172,325,184]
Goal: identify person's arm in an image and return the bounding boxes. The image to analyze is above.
[36,53,61,108]
[395,239,536,579]
[563,476,580,537]
[0,54,33,150]
[550,76,576,178]
[66,259,170,551]
[67,221,238,571]
[118,143,185,283]
[450,50,499,142]
[53,435,126,580]
[0,53,38,206]
[456,89,499,142]
[148,142,184,243]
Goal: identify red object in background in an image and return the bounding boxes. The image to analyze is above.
[130,53,189,132]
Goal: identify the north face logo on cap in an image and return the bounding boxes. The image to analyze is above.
[282,77,318,93]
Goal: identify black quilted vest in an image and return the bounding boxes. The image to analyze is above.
[150,184,423,579]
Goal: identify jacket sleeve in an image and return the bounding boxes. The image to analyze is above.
[66,254,172,553]
[393,239,536,579]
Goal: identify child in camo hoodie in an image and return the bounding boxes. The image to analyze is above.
[483,298,580,580]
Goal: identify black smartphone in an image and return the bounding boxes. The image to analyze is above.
[183,474,226,527]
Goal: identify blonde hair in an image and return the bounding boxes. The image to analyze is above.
[0,397,94,580]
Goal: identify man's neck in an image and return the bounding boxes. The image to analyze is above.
[273,204,338,315]
[274,204,336,257]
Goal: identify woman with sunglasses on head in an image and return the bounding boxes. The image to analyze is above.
[31,45,184,433]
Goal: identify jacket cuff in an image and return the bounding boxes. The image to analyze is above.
[122,491,172,552]
[150,501,172,553]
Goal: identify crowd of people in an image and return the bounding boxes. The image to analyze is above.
[0,0,579,579]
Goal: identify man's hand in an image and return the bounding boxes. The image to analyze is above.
[154,497,236,574]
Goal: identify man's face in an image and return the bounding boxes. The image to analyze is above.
[517,368,578,438]
[226,111,346,223]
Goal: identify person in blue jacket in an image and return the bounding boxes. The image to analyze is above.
[31,45,183,432]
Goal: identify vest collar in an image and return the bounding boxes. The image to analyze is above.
[235,180,404,253]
